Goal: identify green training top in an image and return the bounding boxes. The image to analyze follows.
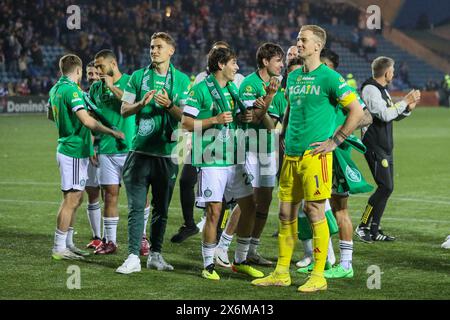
[184,80,244,167]
[285,64,357,156]
[335,86,365,128]
[89,74,135,154]
[122,66,190,157]
[49,76,93,158]
[239,71,286,153]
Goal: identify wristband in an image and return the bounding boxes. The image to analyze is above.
[166,101,174,110]
[336,129,348,139]
[332,135,343,147]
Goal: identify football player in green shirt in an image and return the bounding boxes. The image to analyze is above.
[116,32,190,274]
[86,49,134,255]
[49,54,124,261]
[182,47,264,281]
[83,60,104,250]
[296,49,373,277]
[320,48,372,279]
[253,25,364,293]
[214,43,286,268]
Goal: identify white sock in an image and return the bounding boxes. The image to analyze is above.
[339,240,353,270]
[53,229,67,253]
[104,217,119,244]
[249,237,260,256]
[303,239,313,257]
[234,237,251,264]
[202,242,216,268]
[327,237,336,265]
[217,232,233,250]
[87,202,102,238]
[143,206,150,237]
[66,227,74,248]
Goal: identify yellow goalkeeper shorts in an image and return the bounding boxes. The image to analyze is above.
[278,151,332,203]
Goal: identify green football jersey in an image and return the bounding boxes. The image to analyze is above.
[184,80,243,167]
[239,72,286,153]
[49,76,93,158]
[121,66,190,157]
[285,64,357,156]
[270,87,288,122]
[89,74,135,154]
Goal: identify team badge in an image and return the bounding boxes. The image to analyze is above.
[80,179,86,187]
[138,118,156,136]
[345,165,362,183]
[189,90,195,97]
[217,127,231,142]
[245,85,252,93]
[73,92,79,98]
[204,188,212,198]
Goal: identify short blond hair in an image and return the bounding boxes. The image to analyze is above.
[59,54,82,75]
[300,25,327,49]
[371,56,395,78]
[151,32,176,49]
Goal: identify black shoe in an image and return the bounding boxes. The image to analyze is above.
[355,226,373,243]
[206,263,216,273]
[371,230,396,241]
[170,225,199,243]
[272,230,279,237]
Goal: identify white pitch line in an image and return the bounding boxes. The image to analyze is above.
[0,181,59,186]
[351,194,450,206]
[0,198,449,224]
[0,199,60,205]
[377,217,450,224]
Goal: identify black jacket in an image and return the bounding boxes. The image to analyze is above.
[361,78,410,155]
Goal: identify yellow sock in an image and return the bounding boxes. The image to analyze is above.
[275,219,297,274]
[311,219,329,276]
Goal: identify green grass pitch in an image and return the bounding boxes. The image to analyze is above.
[0,108,449,300]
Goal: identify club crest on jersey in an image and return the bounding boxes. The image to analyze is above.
[345,165,362,183]
[204,188,212,198]
[217,127,231,142]
[137,118,156,136]
[245,85,253,93]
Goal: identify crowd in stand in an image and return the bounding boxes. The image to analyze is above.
[1,0,363,96]
[0,0,445,98]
